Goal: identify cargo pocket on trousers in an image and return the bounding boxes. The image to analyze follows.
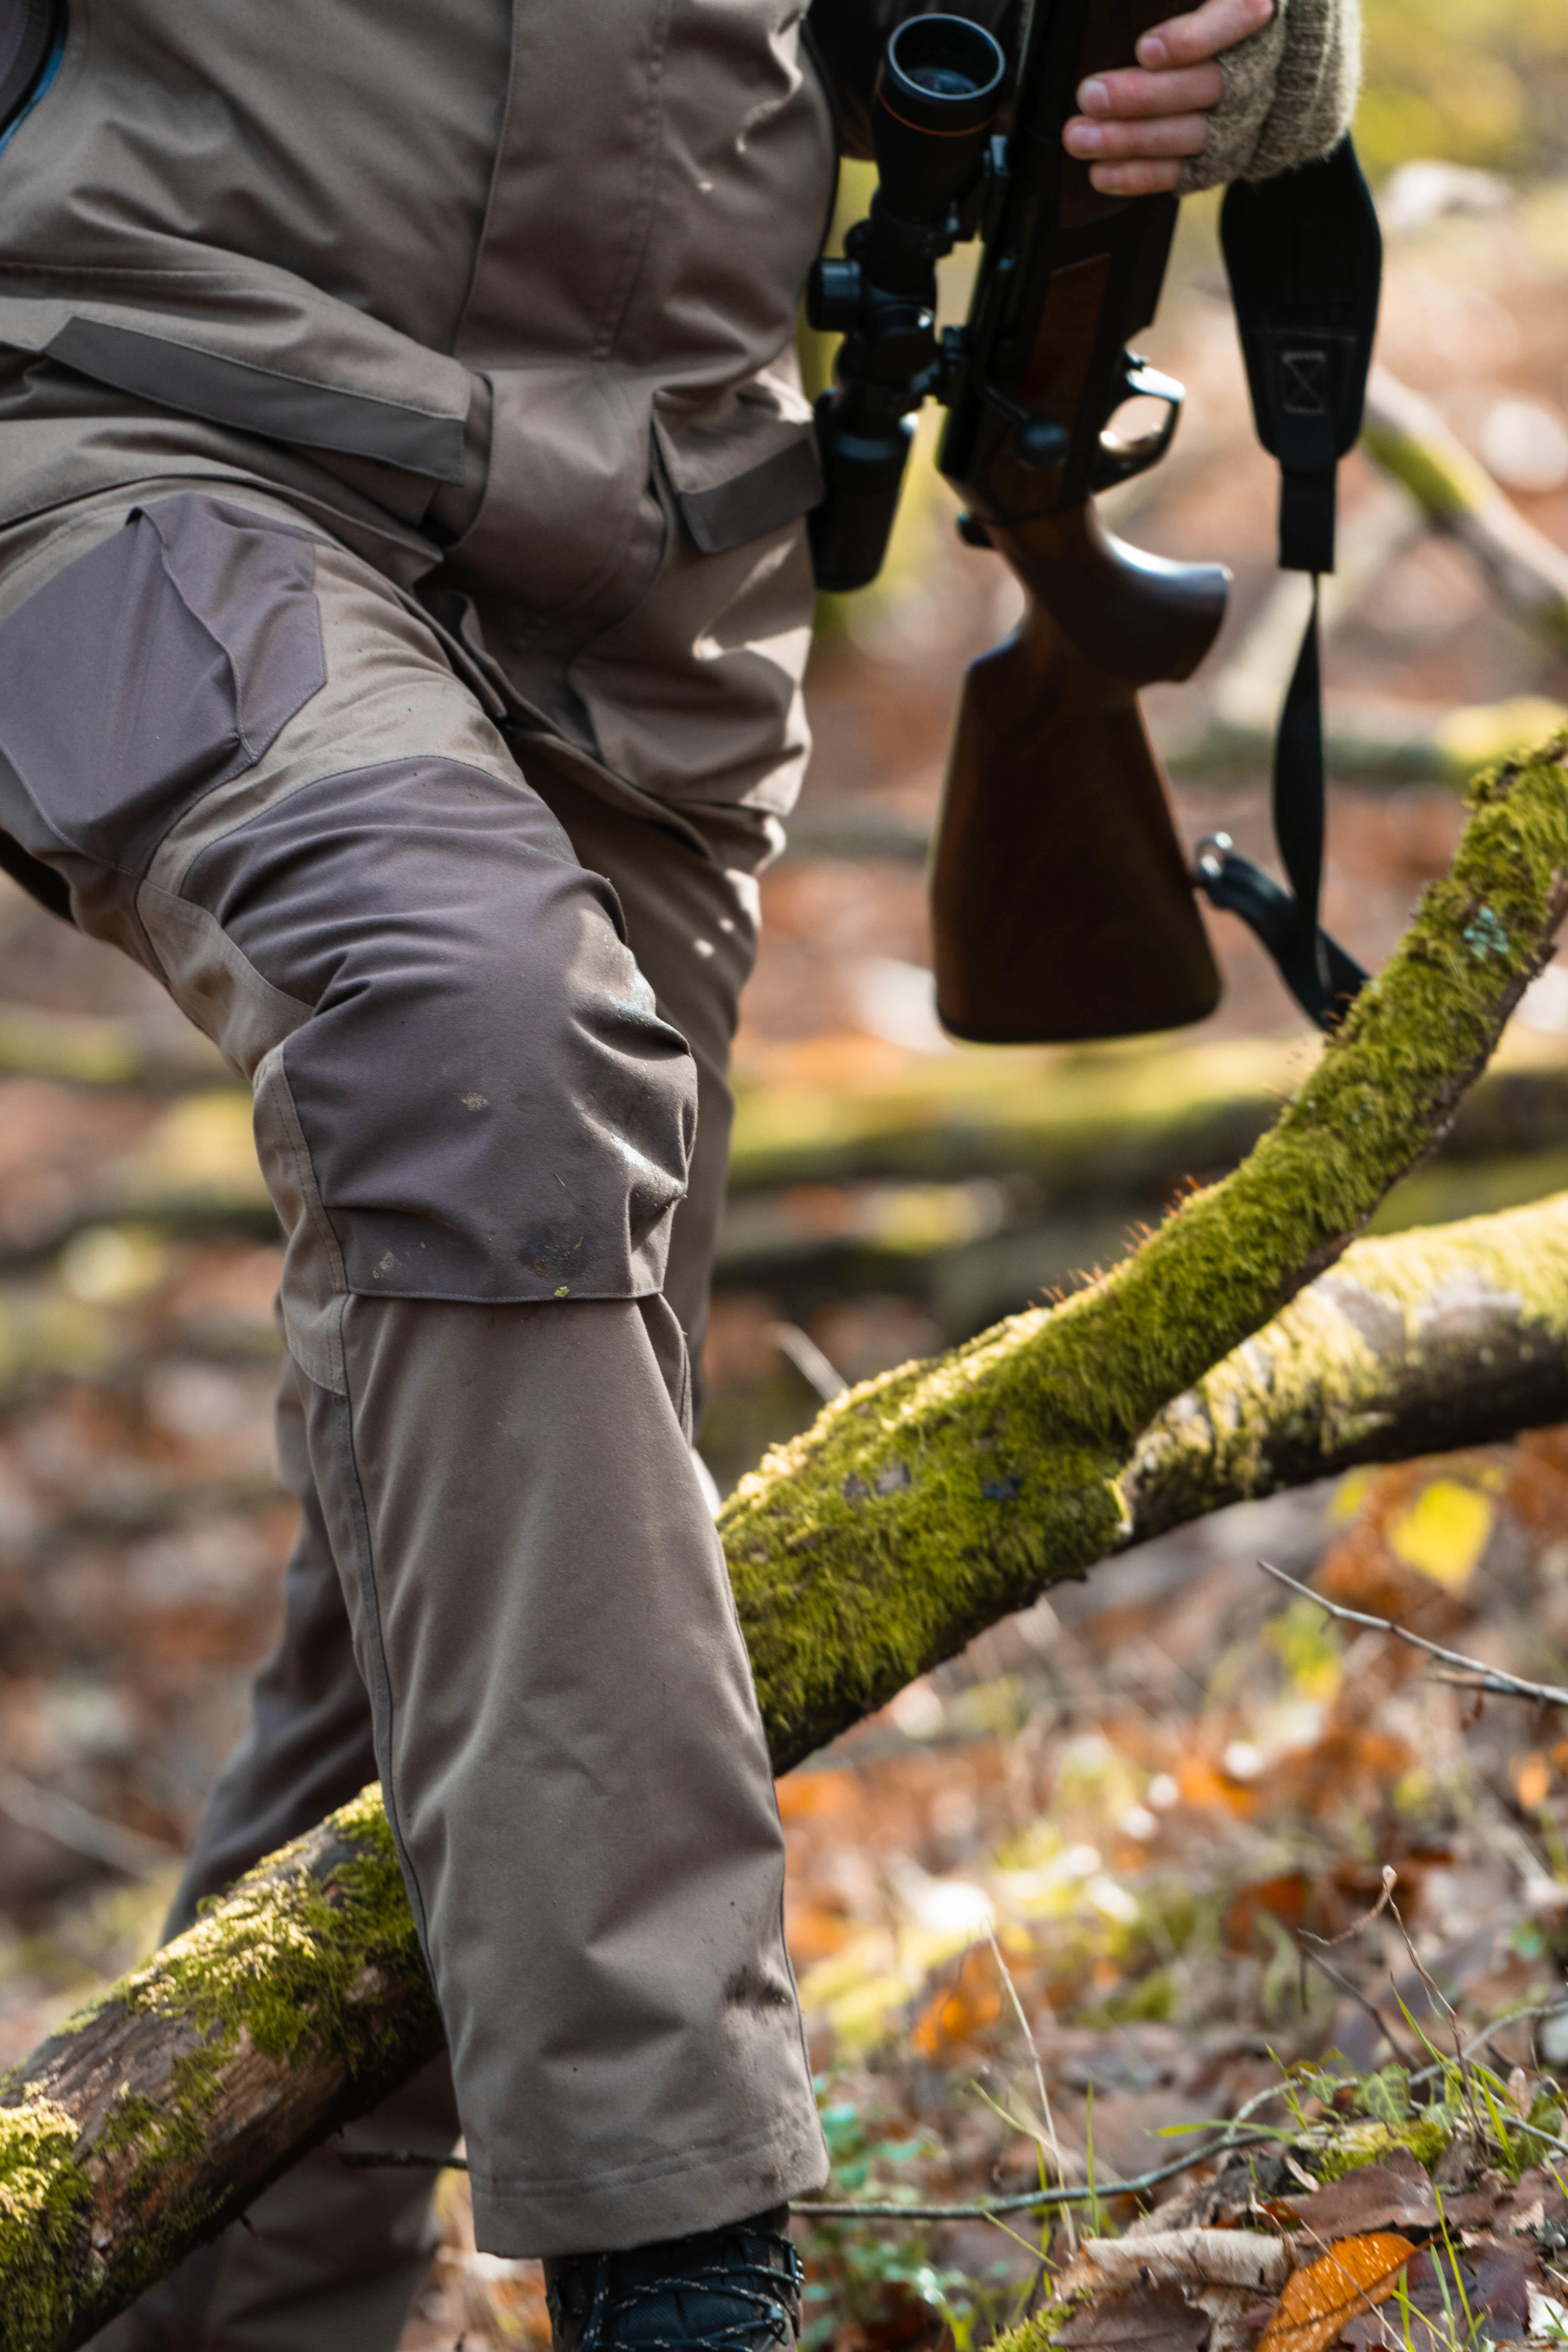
[0,493,326,931]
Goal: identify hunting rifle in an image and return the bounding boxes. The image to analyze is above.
[808,0,1231,1042]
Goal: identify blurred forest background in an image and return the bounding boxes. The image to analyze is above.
[3,2,1568,2344]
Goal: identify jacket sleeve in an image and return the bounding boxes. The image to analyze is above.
[1175,0,1363,192]
[804,0,1020,161]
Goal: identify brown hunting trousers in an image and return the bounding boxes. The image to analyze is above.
[0,483,825,2350]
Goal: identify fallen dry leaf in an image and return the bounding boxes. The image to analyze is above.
[1338,2236,1539,2351]
[1075,2233,1292,2297]
[1496,2162,1568,2236]
[1056,2284,1210,2351]
[1465,2234,1538,2333]
[1056,2229,1290,2352]
[1275,2151,1436,2240]
[1254,2233,1415,2352]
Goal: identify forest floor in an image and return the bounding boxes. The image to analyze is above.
[0,166,1566,2352]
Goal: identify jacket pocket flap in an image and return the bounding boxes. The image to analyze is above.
[0,286,473,483]
[654,388,822,554]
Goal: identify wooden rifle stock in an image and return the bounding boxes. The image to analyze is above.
[931,507,1227,1042]
[803,0,1232,1043]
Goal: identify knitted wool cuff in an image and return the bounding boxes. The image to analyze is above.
[1174,0,1363,194]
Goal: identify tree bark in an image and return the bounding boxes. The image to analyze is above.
[1123,1186,1568,1539]
[0,1791,441,2350]
[3,733,1568,2347]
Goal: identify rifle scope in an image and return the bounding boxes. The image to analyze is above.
[807,15,1004,594]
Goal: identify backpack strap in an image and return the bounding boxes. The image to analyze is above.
[1195,135,1383,1030]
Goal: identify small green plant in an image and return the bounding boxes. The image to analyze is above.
[800,2080,976,2351]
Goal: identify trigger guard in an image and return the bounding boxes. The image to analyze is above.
[1092,359,1184,493]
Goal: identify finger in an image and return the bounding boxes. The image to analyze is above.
[1062,110,1211,160]
[1135,0,1272,72]
[1076,62,1224,118]
[1087,158,1183,194]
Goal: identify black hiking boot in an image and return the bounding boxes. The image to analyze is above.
[544,2207,802,2352]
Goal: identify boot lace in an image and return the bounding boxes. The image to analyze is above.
[572,2238,803,2352]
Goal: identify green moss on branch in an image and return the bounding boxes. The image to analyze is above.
[722,736,1568,1768]
[0,2100,95,2352]
[1127,1187,1568,1535]
[0,1787,441,2351]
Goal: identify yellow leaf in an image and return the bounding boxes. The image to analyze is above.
[1386,1480,1492,1589]
[1255,2233,1415,2352]
[1517,1753,1551,1812]
[1330,1465,1379,1523]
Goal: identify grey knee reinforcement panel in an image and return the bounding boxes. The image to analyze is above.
[0,492,697,1305]
[179,757,698,1301]
[0,493,325,904]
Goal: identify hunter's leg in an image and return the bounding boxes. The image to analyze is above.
[0,491,822,2340]
[87,1359,461,2351]
[530,769,780,1406]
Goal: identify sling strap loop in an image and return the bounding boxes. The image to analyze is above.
[1194,136,1382,1031]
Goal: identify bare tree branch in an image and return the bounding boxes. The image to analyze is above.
[1256,1558,1568,1710]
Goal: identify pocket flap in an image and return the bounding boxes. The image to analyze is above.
[0,283,473,483]
[654,385,822,554]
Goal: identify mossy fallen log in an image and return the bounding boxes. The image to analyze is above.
[1362,368,1568,652]
[12,1192,1568,2344]
[4,734,1568,2346]
[1124,1184,1568,1540]
[729,1030,1568,1200]
[726,738,1568,1766]
[0,1005,226,1092]
[0,1791,440,2350]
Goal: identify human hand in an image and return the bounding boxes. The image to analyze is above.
[1061,0,1274,195]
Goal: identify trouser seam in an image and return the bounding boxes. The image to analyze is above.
[328,1372,436,1964]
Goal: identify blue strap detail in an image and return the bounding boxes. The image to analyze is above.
[0,14,63,156]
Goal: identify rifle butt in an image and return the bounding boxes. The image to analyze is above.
[931,592,1221,1044]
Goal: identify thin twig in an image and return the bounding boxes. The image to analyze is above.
[1412,1998,1568,2084]
[1302,1864,1399,1951]
[341,2126,1287,2216]
[1428,1669,1558,1704]
[1387,1893,1460,2041]
[0,1769,178,1879]
[1257,1561,1568,1709]
[1384,1890,1482,2139]
[1289,1932,1420,2065]
[767,1323,847,1404]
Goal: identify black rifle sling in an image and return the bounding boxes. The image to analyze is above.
[1196,137,1382,1029]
